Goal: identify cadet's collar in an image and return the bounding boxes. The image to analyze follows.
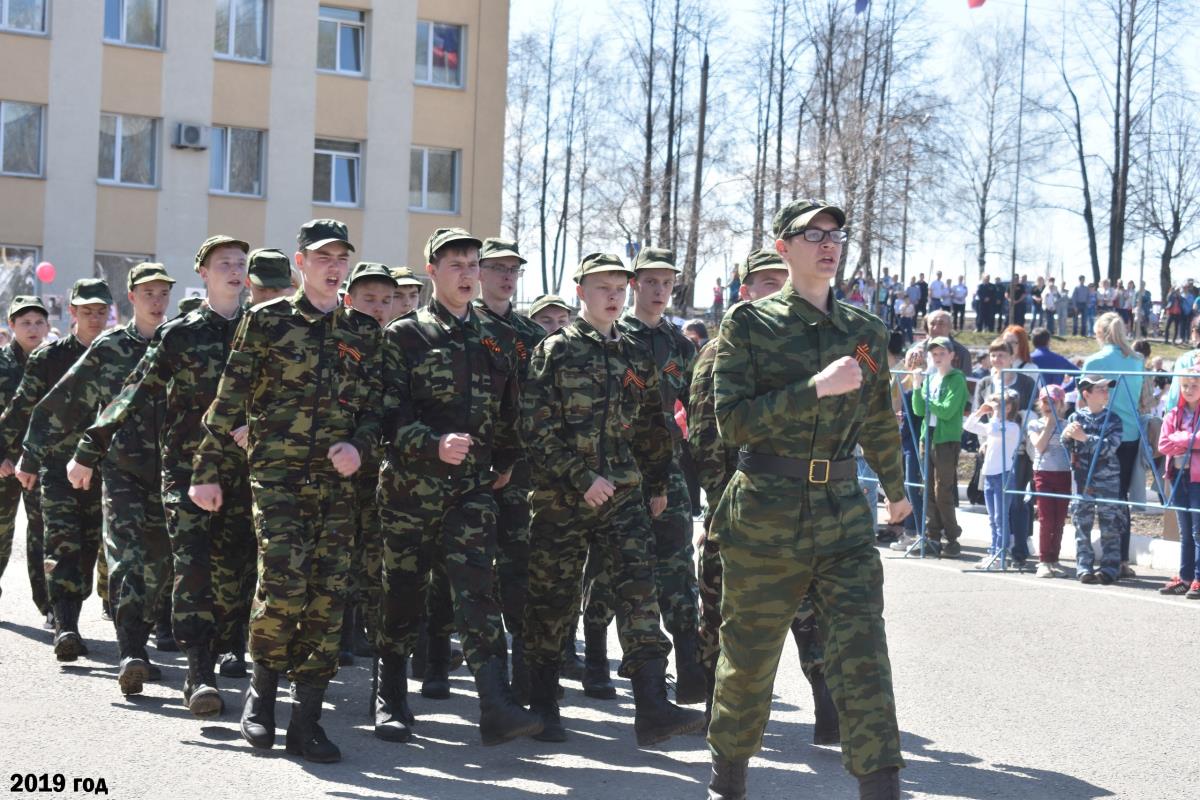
[429,297,480,334]
[122,318,150,343]
[782,280,849,333]
[619,309,669,333]
[5,339,26,365]
[574,317,620,345]
[472,297,513,322]
[199,300,243,325]
[294,291,336,324]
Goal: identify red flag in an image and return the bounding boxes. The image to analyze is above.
[968,0,986,7]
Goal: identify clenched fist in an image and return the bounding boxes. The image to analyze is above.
[814,356,863,398]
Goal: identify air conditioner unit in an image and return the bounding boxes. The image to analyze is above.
[172,122,209,150]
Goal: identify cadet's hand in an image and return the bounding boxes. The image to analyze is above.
[492,468,513,490]
[649,494,668,518]
[583,476,616,508]
[66,459,94,491]
[15,469,37,491]
[232,425,249,450]
[885,497,913,525]
[438,433,472,466]
[814,356,863,398]
[0,459,13,478]
[328,442,361,477]
[189,482,223,513]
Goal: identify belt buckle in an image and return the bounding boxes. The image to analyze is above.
[808,459,830,485]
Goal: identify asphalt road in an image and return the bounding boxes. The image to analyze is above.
[0,517,1191,800]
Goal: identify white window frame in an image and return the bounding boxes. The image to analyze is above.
[0,101,45,178]
[213,0,268,63]
[317,6,365,76]
[414,20,466,89]
[0,0,48,35]
[312,138,361,207]
[103,0,163,49]
[98,113,159,188]
[209,126,266,198]
[409,146,460,214]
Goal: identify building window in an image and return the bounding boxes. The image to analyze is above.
[98,113,158,187]
[409,147,459,213]
[210,127,265,197]
[313,138,360,206]
[0,101,43,177]
[104,0,162,48]
[214,0,267,62]
[0,0,47,34]
[95,252,152,320]
[317,6,364,75]
[415,21,464,88]
[0,245,39,317]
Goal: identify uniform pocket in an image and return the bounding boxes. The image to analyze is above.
[716,472,799,549]
[411,349,455,400]
[559,367,595,426]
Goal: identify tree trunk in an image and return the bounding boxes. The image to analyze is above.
[658,0,681,249]
[538,34,556,292]
[638,0,658,251]
[680,48,709,312]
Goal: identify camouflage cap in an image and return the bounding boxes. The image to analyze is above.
[247,248,294,289]
[632,246,680,274]
[528,294,572,317]
[7,295,47,320]
[127,262,176,291]
[194,234,250,272]
[298,218,355,252]
[480,237,527,265]
[573,252,633,282]
[424,227,482,263]
[70,278,113,306]
[772,199,847,239]
[390,266,424,288]
[347,261,397,290]
[176,296,204,316]
[738,248,785,282]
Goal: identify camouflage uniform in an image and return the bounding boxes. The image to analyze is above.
[193,291,382,687]
[1062,403,1124,581]
[0,337,46,614]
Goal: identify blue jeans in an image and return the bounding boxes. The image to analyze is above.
[984,473,1011,554]
[1175,482,1200,582]
[903,447,923,533]
[1072,303,1087,336]
[900,317,914,344]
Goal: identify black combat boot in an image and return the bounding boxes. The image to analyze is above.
[155,601,178,652]
[858,767,901,800]
[810,669,840,745]
[510,636,531,706]
[528,663,567,742]
[631,658,707,746]
[52,597,83,662]
[182,644,223,717]
[410,617,428,678]
[561,630,585,681]
[671,630,707,705]
[116,622,149,695]
[374,655,414,742]
[285,682,341,763]
[474,656,544,746]
[421,634,451,699]
[707,755,748,800]
[352,604,374,657]
[129,620,161,681]
[581,625,616,700]
[240,663,278,749]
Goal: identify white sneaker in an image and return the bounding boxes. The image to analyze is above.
[977,554,994,568]
[889,535,915,551]
[1035,562,1055,578]
[1049,562,1069,577]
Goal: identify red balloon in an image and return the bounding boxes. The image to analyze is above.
[35,261,55,283]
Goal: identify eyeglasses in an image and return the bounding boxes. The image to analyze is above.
[483,265,525,277]
[791,228,850,244]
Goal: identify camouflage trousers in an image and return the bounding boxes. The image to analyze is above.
[350,476,383,643]
[103,467,170,630]
[377,465,506,673]
[1071,498,1122,580]
[523,484,671,677]
[697,533,824,681]
[163,471,255,652]
[41,465,103,605]
[249,477,354,686]
[0,474,46,613]
[493,470,531,637]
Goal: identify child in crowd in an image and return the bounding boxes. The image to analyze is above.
[1157,366,1200,599]
[1062,375,1124,584]
[897,295,916,344]
[964,390,1022,566]
[1027,385,1071,578]
[911,337,969,556]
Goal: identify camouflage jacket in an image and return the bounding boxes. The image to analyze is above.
[21,320,156,479]
[1062,406,1123,494]
[0,340,30,410]
[0,334,87,466]
[383,298,521,483]
[193,292,383,485]
[75,304,245,494]
[688,339,737,505]
[524,317,671,498]
[472,299,545,382]
[617,311,695,444]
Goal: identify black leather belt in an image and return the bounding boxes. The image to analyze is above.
[736,451,857,484]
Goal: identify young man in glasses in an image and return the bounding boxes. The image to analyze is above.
[706,200,911,800]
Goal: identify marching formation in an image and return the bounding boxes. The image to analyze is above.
[0,199,911,800]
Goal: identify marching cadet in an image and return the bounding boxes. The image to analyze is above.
[706,201,911,800]
[528,295,572,334]
[0,296,50,622]
[390,266,425,321]
[190,219,382,764]
[74,238,256,715]
[521,252,705,746]
[0,279,113,660]
[374,228,542,747]
[246,248,296,306]
[689,248,838,741]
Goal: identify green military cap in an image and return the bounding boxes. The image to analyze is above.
[480,237,527,265]
[424,227,482,263]
[347,261,397,290]
[70,278,113,306]
[390,266,424,287]
[772,198,847,239]
[632,246,680,274]
[194,234,250,272]
[925,335,952,351]
[176,296,204,316]
[738,248,785,282]
[127,262,176,291]
[298,218,356,252]
[247,248,294,289]
[573,252,633,282]
[7,295,47,320]
[528,294,572,317]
